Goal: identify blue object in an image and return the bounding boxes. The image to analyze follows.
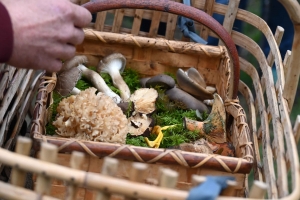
[207,0,248,46]
[187,176,235,200]
[177,0,207,44]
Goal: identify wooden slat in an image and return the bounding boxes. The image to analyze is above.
[0,69,27,122]
[198,0,215,40]
[165,13,178,39]
[248,180,268,199]
[3,71,42,151]
[148,11,162,37]
[282,50,292,87]
[0,65,16,101]
[94,11,107,31]
[95,157,119,200]
[0,181,59,200]
[267,26,284,68]
[238,77,263,182]
[277,86,300,198]
[232,31,278,198]
[219,0,240,46]
[35,143,58,195]
[112,9,125,33]
[165,0,180,40]
[131,9,144,35]
[10,137,32,187]
[293,115,300,144]
[65,151,85,200]
[279,0,300,110]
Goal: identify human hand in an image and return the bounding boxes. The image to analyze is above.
[2,0,91,72]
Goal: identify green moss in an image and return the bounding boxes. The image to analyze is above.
[45,91,65,135]
[122,68,141,93]
[126,134,148,147]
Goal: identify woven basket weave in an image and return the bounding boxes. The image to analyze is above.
[29,0,299,199]
[0,64,43,175]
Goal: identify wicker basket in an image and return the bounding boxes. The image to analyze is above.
[0,64,43,176]
[30,0,300,199]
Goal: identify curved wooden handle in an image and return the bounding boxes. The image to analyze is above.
[82,0,240,99]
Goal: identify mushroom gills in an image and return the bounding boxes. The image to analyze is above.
[54,56,85,96]
[186,67,206,88]
[176,68,214,101]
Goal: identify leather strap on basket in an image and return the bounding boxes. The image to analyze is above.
[82,0,240,99]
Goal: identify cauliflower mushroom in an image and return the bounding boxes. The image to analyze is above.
[52,87,128,144]
[97,53,131,101]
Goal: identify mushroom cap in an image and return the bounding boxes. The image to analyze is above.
[186,67,206,88]
[54,56,87,96]
[176,68,214,101]
[139,77,151,88]
[165,87,208,112]
[145,74,176,89]
[128,113,153,136]
[55,67,82,96]
[130,88,158,114]
[61,55,88,72]
[96,53,126,74]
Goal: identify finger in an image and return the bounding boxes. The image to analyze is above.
[47,43,76,61]
[46,59,64,72]
[68,27,85,46]
[71,4,92,28]
[58,44,76,61]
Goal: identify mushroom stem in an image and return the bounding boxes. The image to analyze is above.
[107,60,131,101]
[77,64,122,104]
[97,53,131,101]
[71,87,81,95]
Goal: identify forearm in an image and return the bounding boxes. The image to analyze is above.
[0,1,13,63]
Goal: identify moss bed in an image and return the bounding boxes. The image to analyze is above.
[46,67,208,148]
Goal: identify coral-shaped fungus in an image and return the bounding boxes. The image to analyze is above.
[53,87,128,144]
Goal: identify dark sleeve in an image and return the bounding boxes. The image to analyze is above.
[0,2,13,63]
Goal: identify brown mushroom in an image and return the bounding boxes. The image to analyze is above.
[54,56,85,96]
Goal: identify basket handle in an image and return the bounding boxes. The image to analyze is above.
[81,0,240,99]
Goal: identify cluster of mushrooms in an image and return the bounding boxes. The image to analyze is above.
[52,53,234,156]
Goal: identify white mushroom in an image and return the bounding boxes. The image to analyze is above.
[97,53,131,101]
[77,64,122,104]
